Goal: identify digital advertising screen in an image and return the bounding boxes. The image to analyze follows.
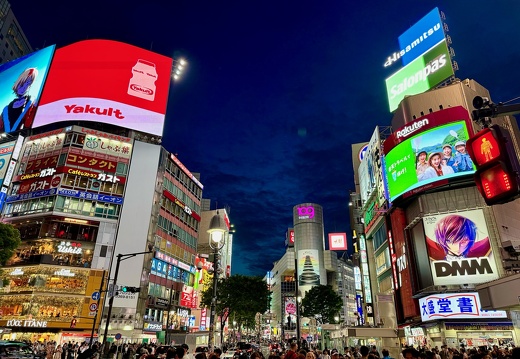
[385,40,454,112]
[0,46,55,133]
[33,40,173,137]
[384,107,475,201]
[297,249,321,295]
[423,209,499,286]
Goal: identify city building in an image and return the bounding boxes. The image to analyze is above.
[0,0,33,64]
[0,39,219,345]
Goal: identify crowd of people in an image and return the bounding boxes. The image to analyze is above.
[416,141,473,181]
[27,340,520,359]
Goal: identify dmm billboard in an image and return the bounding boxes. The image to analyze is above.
[33,40,173,137]
[383,107,474,201]
[386,40,454,112]
[423,209,499,286]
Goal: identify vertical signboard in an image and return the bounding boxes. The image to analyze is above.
[297,249,321,295]
[423,209,499,286]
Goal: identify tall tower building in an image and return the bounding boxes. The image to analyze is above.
[293,203,326,297]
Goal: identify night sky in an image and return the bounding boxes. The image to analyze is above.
[11,1,520,276]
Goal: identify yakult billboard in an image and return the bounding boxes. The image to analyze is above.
[423,209,499,286]
[33,40,173,137]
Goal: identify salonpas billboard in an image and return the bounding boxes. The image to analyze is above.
[386,40,454,112]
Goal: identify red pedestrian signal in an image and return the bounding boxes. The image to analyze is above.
[467,125,520,205]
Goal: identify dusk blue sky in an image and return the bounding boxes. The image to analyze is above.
[12,1,520,276]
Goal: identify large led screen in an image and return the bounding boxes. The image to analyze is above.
[33,40,173,137]
[386,40,454,112]
[384,108,475,201]
[423,209,499,286]
[0,46,55,133]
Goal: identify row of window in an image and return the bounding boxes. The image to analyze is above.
[160,196,199,233]
[3,196,120,220]
[164,159,203,201]
[156,214,197,249]
[154,235,196,266]
[163,177,200,214]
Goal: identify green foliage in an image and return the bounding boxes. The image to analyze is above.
[0,223,21,265]
[200,274,271,331]
[300,284,343,324]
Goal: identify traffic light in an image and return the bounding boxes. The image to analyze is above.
[121,286,140,293]
[466,124,520,205]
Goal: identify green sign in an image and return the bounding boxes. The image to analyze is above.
[385,120,474,201]
[385,40,454,112]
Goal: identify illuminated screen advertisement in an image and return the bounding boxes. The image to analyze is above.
[328,233,347,251]
[423,209,499,286]
[419,292,507,322]
[297,249,320,294]
[383,107,475,201]
[386,40,454,112]
[0,46,55,133]
[395,8,445,67]
[33,40,173,137]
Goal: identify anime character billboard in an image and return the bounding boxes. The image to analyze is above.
[423,209,499,286]
[0,46,55,133]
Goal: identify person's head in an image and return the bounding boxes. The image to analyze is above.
[214,348,222,357]
[290,343,298,351]
[382,350,389,358]
[175,347,185,359]
[402,348,419,359]
[181,344,189,354]
[13,68,38,96]
[360,346,370,357]
[443,145,452,157]
[332,352,340,359]
[417,151,427,164]
[306,352,316,359]
[455,141,467,154]
[428,152,442,169]
[435,214,478,257]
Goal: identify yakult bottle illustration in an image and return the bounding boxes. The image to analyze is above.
[128,59,158,101]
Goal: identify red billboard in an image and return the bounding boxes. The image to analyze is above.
[33,40,173,137]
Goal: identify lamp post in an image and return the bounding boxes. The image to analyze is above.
[207,212,227,352]
[102,248,153,350]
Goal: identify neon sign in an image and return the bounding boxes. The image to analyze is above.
[297,206,315,219]
[57,241,82,254]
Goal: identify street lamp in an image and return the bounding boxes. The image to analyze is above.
[207,212,227,352]
[102,246,154,349]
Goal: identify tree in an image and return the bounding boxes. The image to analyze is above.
[0,222,20,265]
[200,274,271,336]
[300,285,342,324]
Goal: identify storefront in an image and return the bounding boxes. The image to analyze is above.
[444,322,516,348]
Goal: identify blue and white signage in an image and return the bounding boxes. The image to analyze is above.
[419,292,508,322]
[384,8,446,68]
[57,189,124,204]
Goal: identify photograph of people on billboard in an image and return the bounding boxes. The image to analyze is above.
[0,46,54,134]
[385,120,475,201]
[423,209,498,286]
